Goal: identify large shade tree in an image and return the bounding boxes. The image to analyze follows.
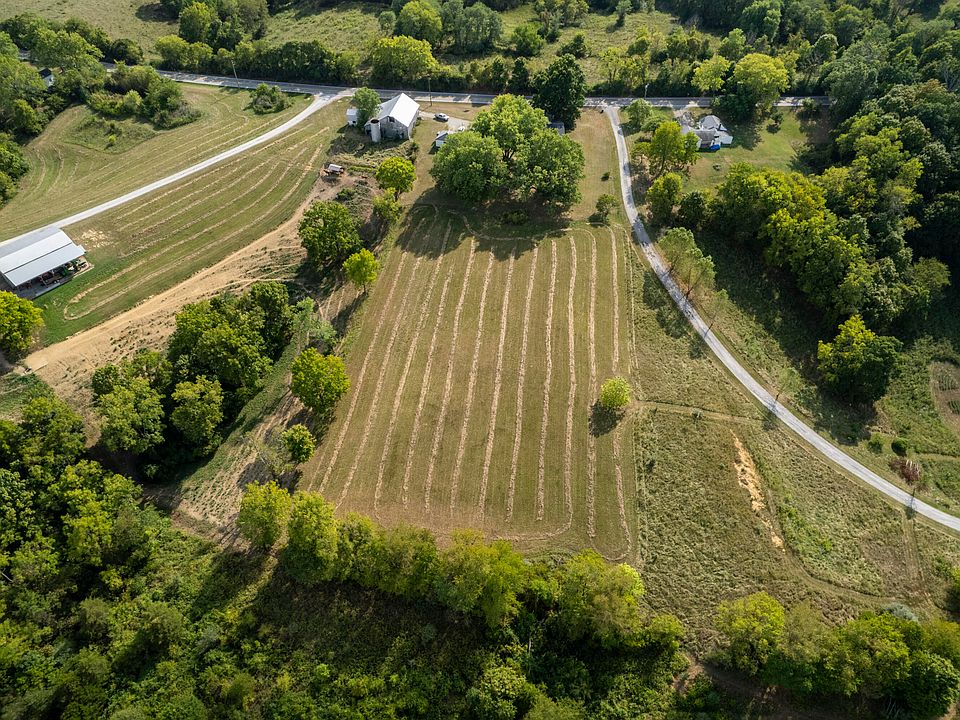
[291,348,350,415]
[532,53,586,129]
[298,201,362,269]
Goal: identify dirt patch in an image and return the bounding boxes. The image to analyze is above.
[77,228,108,249]
[930,362,960,439]
[733,435,784,550]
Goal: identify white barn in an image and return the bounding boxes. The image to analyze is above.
[0,226,86,295]
[365,93,420,142]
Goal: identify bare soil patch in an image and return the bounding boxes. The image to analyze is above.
[733,435,784,550]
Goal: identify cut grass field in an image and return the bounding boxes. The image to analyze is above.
[31,97,345,344]
[1,85,310,239]
[304,209,636,558]
[0,0,175,53]
[9,91,957,649]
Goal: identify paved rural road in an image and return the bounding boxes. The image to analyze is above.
[156,68,825,110]
[604,105,960,534]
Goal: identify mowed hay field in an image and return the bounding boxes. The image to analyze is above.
[1,85,310,238]
[304,207,636,559]
[32,98,345,343]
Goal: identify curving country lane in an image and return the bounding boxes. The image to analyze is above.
[604,105,960,534]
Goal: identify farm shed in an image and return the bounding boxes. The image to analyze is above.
[346,107,358,126]
[365,93,420,142]
[0,226,86,295]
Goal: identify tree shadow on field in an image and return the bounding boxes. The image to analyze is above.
[727,120,762,151]
[641,269,689,339]
[135,2,170,22]
[190,548,270,618]
[589,403,621,437]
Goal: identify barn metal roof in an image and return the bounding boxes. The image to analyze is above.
[0,226,86,287]
[376,93,420,127]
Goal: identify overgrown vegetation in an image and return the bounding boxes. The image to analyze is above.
[90,282,300,469]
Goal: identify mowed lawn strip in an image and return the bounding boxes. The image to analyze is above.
[2,86,309,237]
[34,100,342,343]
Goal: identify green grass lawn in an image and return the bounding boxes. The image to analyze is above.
[1,85,310,239]
[685,109,831,192]
[0,0,175,53]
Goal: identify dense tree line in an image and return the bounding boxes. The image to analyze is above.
[90,282,302,466]
[714,591,960,718]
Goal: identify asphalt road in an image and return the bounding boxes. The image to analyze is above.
[604,105,960,534]
[155,67,826,110]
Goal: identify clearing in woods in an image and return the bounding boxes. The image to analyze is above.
[0,85,310,239]
[29,98,345,344]
[304,207,636,559]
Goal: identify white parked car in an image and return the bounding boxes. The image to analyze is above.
[434,113,449,122]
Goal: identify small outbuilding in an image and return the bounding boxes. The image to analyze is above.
[0,226,87,296]
[346,107,359,126]
[365,93,420,142]
[434,126,467,148]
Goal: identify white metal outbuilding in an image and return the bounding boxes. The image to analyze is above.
[0,226,86,289]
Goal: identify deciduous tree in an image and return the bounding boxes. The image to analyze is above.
[0,291,42,356]
[715,592,785,675]
[281,424,315,464]
[472,94,548,160]
[598,377,631,411]
[647,172,683,225]
[170,376,223,454]
[96,377,165,455]
[692,55,732,93]
[817,315,900,402]
[290,348,350,415]
[351,87,380,125]
[556,550,645,647]
[342,249,380,293]
[370,35,436,84]
[283,492,339,584]
[299,201,362,268]
[730,53,789,117]
[532,54,586,129]
[634,121,699,177]
[431,130,506,202]
[594,193,617,223]
[237,480,292,549]
[395,1,443,46]
[375,156,416,199]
